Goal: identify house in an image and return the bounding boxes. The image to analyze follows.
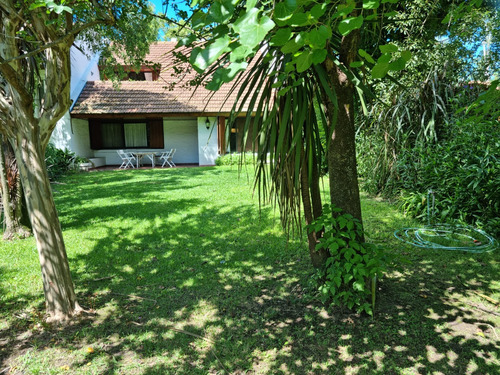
[51,41,252,167]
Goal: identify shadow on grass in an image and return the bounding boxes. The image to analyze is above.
[1,169,499,374]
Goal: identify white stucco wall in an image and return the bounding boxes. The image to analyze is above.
[197,117,219,166]
[93,150,127,166]
[70,42,100,107]
[164,118,199,164]
[50,116,93,158]
[51,44,99,155]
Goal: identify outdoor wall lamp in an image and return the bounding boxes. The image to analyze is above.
[205,117,211,130]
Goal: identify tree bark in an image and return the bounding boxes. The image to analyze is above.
[323,25,364,233]
[12,129,81,321]
[300,155,329,268]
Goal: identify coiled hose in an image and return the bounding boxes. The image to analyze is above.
[394,190,497,253]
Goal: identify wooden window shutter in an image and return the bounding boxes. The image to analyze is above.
[148,119,164,148]
[89,119,102,150]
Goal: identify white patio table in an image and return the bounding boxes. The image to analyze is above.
[133,151,158,168]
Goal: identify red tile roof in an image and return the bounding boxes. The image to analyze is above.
[71,41,254,116]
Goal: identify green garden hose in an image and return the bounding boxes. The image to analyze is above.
[394,190,497,253]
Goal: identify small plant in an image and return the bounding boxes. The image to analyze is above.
[215,152,258,166]
[307,205,388,316]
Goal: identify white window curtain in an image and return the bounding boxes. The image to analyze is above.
[125,123,147,147]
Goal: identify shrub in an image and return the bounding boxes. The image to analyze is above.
[357,76,499,239]
[391,119,499,237]
[45,143,82,180]
[307,205,389,316]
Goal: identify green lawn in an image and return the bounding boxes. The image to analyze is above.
[1,166,498,374]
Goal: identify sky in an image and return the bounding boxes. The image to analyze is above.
[149,0,191,18]
[148,0,192,39]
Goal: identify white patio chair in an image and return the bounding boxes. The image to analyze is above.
[159,148,176,168]
[117,150,136,169]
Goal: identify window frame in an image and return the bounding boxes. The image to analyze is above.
[89,118,164,150]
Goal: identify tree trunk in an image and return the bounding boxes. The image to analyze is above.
[300,155,329,268]
[327,71,363,224]
[323,25,364,234]
[12,130,81,321]
[0,135,31,240]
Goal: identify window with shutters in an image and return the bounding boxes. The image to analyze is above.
[89,119,164,150]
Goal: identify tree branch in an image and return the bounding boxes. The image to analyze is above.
[0,19,106,67]
[0,1,26,24]
[0,60,33,108]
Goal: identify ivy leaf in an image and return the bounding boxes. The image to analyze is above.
[192,10,209,30]
[359,48,375,64]
[371,62,389,78]
[311,49,327,64]
[389,57,407,71]
[229,45,253,62]
[274,2,295,24]
[318,25,333,40]
[307,26,332,49]
[333,2,356,18]
[222,61,248,81]
[310,3,327,19]
[363,0,380,9]
[281,33,305,54]
[277,86,292,96]
[350,61,364,68]
[306,29,323,48]
[206,75,224,91]
[233,8,276,49]
[338,16,364,36]
[377,53,391,64]
[270,28,292,46]
[206,61,248,91]
[209,1,234,23]
[287,13,309,27]
[401,50,412,62]
[295,49,313,73]
[190,35,231,71]
[379,43,398,53]
[176,35,197,47]
[246,0,258,10]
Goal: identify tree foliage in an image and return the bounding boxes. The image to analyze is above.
[355,0,500,236]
